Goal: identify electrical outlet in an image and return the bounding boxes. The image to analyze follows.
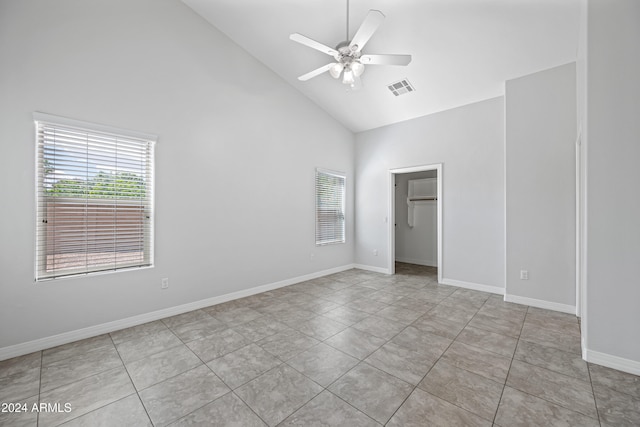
[310,252,315,261]
[520,270,529,280]
[373,249,378,256]
[161,278,169,289]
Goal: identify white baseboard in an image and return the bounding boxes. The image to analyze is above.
[353,264,391,274]
[394,257,437,268]
[504,294,576,315]
[585,348,640,376]
[0,264,355,362]
[440,278,504,295]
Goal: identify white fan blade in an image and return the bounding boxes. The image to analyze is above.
[349,10,385,52]
[298,63,336,81]
[290,33,338,56]
[360,54,412,66]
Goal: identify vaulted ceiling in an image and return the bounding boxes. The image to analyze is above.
[183,0,580,133]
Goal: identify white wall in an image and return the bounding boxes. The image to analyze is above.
[355,98,505,291]
[0,0,354,351]
[505,63,577,310]
[584,0,640,369]
[395,172,438,267]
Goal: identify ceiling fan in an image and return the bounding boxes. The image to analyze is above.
[290,2,412,88]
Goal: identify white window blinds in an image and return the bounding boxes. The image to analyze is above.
[315,168,346,245]
[34,113,156,280]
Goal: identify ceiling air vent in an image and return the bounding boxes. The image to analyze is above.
[388,79,415,96]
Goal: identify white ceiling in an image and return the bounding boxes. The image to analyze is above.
[183,0,580,133]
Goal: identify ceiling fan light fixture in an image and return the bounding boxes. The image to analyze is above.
[329,63,344,79]
[352,61,365,77]
[342,69,355,85]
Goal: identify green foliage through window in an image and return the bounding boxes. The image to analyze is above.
[46,171,146,199]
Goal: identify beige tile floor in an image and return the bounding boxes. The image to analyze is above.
[1,263,639,426]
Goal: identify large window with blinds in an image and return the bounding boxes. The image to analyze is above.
[315,168,346,246]
[34,113,156,280]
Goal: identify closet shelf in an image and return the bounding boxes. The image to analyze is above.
[407,178,437,228]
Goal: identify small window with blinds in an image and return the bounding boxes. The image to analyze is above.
[315,168,346,246]
[34,113,156,280]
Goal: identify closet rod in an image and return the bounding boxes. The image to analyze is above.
[409,197,437,201]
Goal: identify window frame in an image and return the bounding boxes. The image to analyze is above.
[315,168,346,246]
[33,112,156,281]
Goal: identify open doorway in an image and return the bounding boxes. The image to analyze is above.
[388,164,442,283]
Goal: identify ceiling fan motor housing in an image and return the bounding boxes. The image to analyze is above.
[332,41,364,79]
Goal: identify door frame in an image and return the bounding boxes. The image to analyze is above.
[388,163,443,283]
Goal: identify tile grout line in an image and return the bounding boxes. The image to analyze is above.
[319,268,449,423]
[322,389,382,426]
[496,309,603,424]
[274,271,442,425]
[491,304,530,426]
[586,362,604,427]
[37,350,43,427]
[119,313,273,425]
[376,288,492,425]
[159,317,272,426]
[417,293,497,418]
[226,351,320,426]
[185,307,352,426]
[39,335,162,425]
[192,335,274,427]
[235,277,383,425]
[226,389,273,427]
[372,275,456,420]
[108,333,155,426]
[406,293,523,424]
